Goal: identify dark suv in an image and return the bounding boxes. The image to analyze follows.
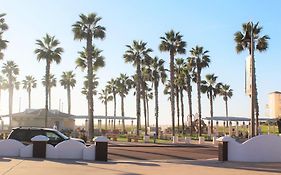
[7,127,85,146]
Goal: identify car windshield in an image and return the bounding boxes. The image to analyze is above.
[54,130,69,140]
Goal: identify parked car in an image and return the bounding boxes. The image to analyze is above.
[7,127,85,146]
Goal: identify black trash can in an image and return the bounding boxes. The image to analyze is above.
[31,135,49,158]
[218,141,228,161]
[93,136,109,161]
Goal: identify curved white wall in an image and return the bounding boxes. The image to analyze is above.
[219,135,281,162]
[0,139,25,157]
[55,140,86,159]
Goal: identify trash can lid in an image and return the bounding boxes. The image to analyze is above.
[216,136,234,142]
[92,136,108,142]
[31,135,49,142]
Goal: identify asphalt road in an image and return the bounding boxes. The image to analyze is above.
[108,145,218,160]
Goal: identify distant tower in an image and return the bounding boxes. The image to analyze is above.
[268,91,281,118]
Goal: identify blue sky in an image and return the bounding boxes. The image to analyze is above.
[0,0,280,125]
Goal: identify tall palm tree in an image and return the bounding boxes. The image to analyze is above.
[2,61,19,126]
[234,22,269,136]
[219,84,233,127]
[35,34,63,127]
[107,78,118,130]
[124,40,152,136]
[159,30,186,136]
[189,46,210,136]
[0,13,8,60]
[99,88,113,130]
[201,74,221,134]
[72,13,106,139]
[60,71,76,114]
[183,60,193,136]
[150,57,166,138]
[42,74,57,109]
[116,73,133,132]
[22,75,37,109]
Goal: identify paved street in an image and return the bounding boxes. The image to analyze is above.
[1,158,281,175]
[108,144,217,160]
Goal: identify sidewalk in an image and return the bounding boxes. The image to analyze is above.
[1,158,281,175]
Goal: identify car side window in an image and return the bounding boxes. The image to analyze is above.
[10,130,27,141]
[45,131,61,141]
[27,130,44,141]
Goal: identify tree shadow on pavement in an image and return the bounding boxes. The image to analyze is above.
[161,159,281,173]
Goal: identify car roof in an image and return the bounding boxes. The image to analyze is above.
[12,127,58,132]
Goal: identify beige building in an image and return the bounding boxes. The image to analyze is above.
[4,109,75,130]
[268,91,281,118]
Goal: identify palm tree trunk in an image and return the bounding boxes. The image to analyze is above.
[255,87,259,135]
[8,76,12,127]
[121,95,125,132]
[113,93,116,129]
[146,93,150,127]
[67,86,71,114]
[250,28,256,137]
[170,51,175,136]
[87,32,94,139]
[28,89,31,109]
[45,60,50,128]
[197,66,202,136]
[186,76,193,136]
[142,81,147,136]
[225,98,228,127]
[176,86,180,133]
[136,59,141,136]
[154,81,159,138]
[180,87,184,133]
[210,91,214,134]
[49,88,51,109]
[105,100,107,130]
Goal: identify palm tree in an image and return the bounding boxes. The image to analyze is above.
[150,57,166,138]
[189,46,210,136]
[60,71,76,114]
[145,87,153,127]
[35,34,63,127]
[99,88,113,130]
[219,84,233,127]
[42,74,57,109]
[234,22,269,136]
[116,73,134,132]
[175,58,186,133]
[2,61,19,126]
[124,40,152,136]
[22,75,37,109]
[107,78,117,130]
[159,30,186,136]
[72,13,106,139]
[183,60,193,136]
[201,74,221,134]
[0,13,8,60]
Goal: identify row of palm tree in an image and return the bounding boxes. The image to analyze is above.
[1,12,269,139]
[0,63,77,115]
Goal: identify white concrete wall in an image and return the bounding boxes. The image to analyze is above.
[0,139,25,157]
[0,139,96,160]
[218,135,281,162]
